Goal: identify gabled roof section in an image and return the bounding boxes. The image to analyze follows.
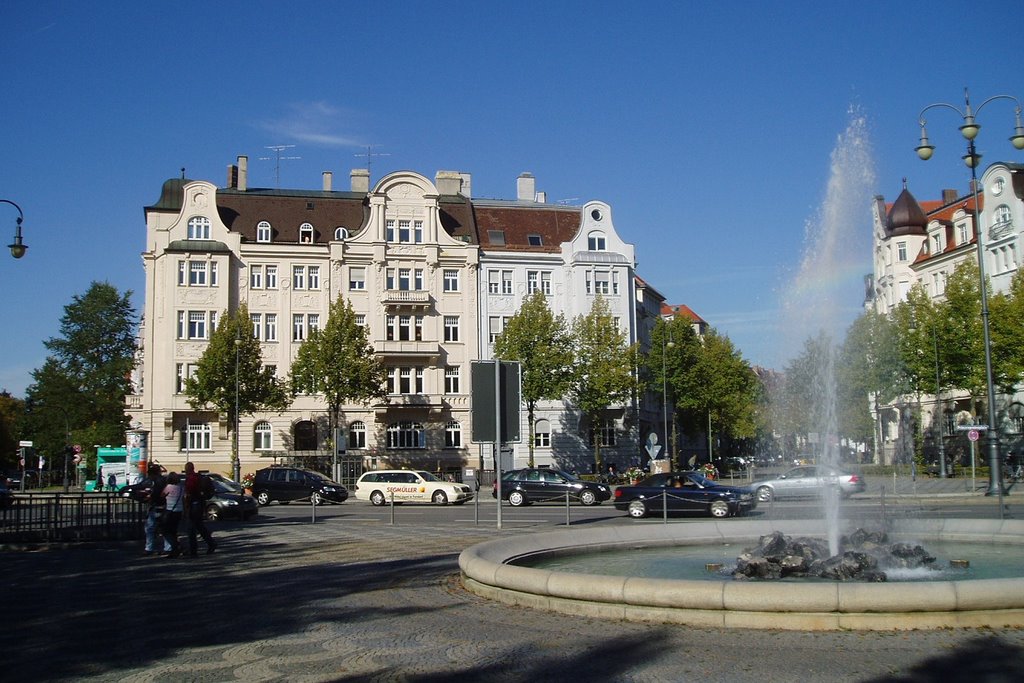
[216,188,367,244]
[472,202,581,252]
[661,303,706,324]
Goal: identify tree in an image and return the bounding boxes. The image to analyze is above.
[24,282,137,474]
[184,304,290,474]
[0,390,24,471]
[937,260,988,414]
[990,267,1024,394]
[776,332,836,451]
[669,327,757,464]
[568,295,637,473]
[836,308,902,456]
[493,291,574,466]
[289,294,386,449]
[644,316,701,468]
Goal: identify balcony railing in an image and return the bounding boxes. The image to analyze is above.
[381,289,432,306]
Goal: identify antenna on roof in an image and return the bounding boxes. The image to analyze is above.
[556,198,579,205]
[354,145,391,181]
[259,145,301,188]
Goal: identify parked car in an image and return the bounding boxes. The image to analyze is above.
[493,468,611,506]
[252,466,349,506]
[203,472,242,493]
[613,471,756,519]
[749,465,865,503]
[119,478,156,502]
[204,480,258,520]
[354,470,474,506]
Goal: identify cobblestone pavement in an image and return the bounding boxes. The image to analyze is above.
[5,514,1024,682]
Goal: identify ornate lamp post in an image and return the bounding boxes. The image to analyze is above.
[1,199,27,258]
[661,329,675,470]
[233,335,242,482]
[915,87,1024,498]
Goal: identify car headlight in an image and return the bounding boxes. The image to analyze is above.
[225,499,239,506]
[322,486,336,492]
[597,486,608,492]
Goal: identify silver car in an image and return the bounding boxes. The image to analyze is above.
[750,465,865,503]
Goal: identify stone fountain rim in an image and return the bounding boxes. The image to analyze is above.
[459,518,1024,631]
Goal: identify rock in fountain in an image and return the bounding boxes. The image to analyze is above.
[732,528,936,581]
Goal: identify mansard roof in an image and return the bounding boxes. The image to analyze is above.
[472,202,581,251]
[216,188,367,244]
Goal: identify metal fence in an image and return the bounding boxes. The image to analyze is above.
[0,492,145,544]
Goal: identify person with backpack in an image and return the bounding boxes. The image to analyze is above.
[184,462,216,556]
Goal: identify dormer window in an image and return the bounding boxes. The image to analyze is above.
[957,222,969,245]
[256,221,272,243]
[527,234,543,246]
[187,216,210,240]
[931,233,943,255]
[487,230,506,246]
[587,230,606,251]
[334,226,349,241]
[299,223,314,243]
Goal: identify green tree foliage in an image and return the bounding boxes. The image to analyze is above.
[777,332,836,445]
[184,304,290,465]
[836,309,902,449]
[24,282,136,471]
[0,391,25,471]
[289,295,386,442]
[989,267,1024,394]
[937,260,988,410]
[493,291,574,466]
[568,295,637,472]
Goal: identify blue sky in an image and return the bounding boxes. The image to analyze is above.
[2,1,1023,397]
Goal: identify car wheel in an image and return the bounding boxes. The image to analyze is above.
[508,490,528,507]
[369,490,387,506]
[310,492,322,506]
[579,489,598,506]
[755,486,773,503]
[627,499,648,519]
[431,490,449,505]
[205,504,220,521]
[710,500,730,518]
[256,491,271,506]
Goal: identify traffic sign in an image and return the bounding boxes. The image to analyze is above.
[646,443,663,460]
[956,424,988,431]
[968,429,980,442]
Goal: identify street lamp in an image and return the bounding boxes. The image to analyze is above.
[1,199,27,259]
[915,87,1024,498]
[233,335,241,482]
[662,329,675,470]
[931,322,947,479]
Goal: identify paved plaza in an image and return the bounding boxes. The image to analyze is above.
[5,484,1024,682]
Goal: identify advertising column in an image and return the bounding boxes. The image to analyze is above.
[126,430,149,485]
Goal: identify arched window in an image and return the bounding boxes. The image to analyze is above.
[187,216,211,240]
[991,205,1013,239]
[386,421,425,449]
[534,419,551,448]
[445,421,462,448]
[587,230,606,251]
[348,421,366,449]
[256,221,272,243]
[293,420,318,451]
[334,226,349,241]
[254,421,273,450]
[299,223,314,243]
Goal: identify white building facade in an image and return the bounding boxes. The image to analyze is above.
[127,161,647,480]
[869,162,1024,464]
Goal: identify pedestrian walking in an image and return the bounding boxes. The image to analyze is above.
[143,464,171,557]
[161,472,185,558]
[184,462,216,556]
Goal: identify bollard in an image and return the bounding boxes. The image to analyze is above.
[662,489,668,523]
[565,490,571,526]
[311,492,317,523]
[389,490,396,526]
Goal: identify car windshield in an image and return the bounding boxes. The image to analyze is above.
[555,470,580,481]
[687,473,714,487]
[416,471,441,482]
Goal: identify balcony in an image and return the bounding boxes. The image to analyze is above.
[375,393,445,415]
[378,340,440,360]
[381,289,432,309]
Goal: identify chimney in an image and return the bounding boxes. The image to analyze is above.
[351,168,370,193]
[227,164,238,189]
[535,191,546,203]
[942,189,958,204]
[435,171,462,196]
[459,172,471,198]
[517,172,536,201]
[237,155,248,192]
[322,171,333,191]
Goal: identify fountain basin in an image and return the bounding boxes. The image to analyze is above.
[459,519,1024,630]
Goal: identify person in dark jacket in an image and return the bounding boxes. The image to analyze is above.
[184,462,216,556]
[143,464,171,556]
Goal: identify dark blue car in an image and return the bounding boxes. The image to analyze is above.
[612,471,756,519]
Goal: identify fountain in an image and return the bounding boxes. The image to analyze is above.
[459,111,1024,629]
